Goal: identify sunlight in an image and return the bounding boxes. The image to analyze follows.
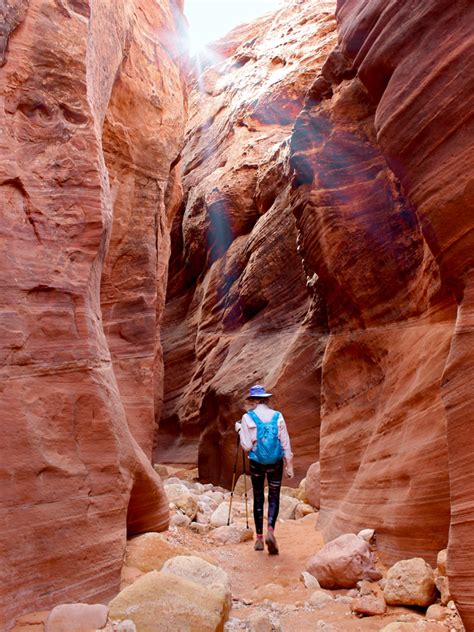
[184,0,282,55]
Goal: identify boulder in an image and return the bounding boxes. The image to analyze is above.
[170,512,192,528]
[297,478,308,503]
[426,604,448,622]
[161,555,232,610]
[295,503,315,520]
[247,611,273,632]
[252,584,286,602]
[278,495,299,520]
[189,522,212,535]
[437,549,447,576]
[108,570,229,632]
[300,571,320,589]
[210,525,254,545]
[280,486,298,498]
[351,594,386,616]
[306,533,382,589]
[305,462,320,508]
[45,604,108,632]
[164,483,198,519]
[357,529,375,543]
[308,591,334,608]
[117,622,137,632]
[210,502,247,527]
[351,580,386,615]
[124,532,187,572]
[233,475,252,497]
[435,575,451,605]
[196,511,211,524]
[383,558,437,607]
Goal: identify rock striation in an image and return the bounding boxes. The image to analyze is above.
[157,0,337,485]
[287,0,473,625]
[331,1,474,626]
[0,0,186,627]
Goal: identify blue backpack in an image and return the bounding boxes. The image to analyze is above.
[247,410,284,464]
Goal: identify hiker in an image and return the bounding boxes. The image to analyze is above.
[236,384,294,554]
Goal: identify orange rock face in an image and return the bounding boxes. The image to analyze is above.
[157,1,338,485]
[332,1,474,626]
[0,0,186,627]
[287,0,473,625]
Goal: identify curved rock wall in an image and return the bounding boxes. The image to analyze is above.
[0,0,186,627]
[157,0,337,486]
[332,0,474,626]
[161,0,474,625]
[286,0,473,625]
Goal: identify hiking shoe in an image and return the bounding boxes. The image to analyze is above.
[265,531,279,555]
[254,539,264,551]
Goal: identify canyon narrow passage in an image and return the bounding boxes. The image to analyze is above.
[1,0,473,631]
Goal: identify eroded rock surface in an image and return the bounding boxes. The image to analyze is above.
[0,0,186,627]
[157,0,338,486]
[333,1,474,626]
[159,1,474,624]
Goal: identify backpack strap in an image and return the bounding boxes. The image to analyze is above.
[247,410,280,427]
[246,409,262,426]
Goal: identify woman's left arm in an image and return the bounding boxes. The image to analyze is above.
[278,415,294,478]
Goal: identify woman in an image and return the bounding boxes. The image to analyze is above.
[239,384,294,554]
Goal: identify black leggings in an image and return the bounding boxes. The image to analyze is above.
[249,458,284,535]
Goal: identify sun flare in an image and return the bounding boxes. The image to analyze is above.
[184,0,282,55]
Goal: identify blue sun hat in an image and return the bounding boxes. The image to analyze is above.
[247,384,272,398]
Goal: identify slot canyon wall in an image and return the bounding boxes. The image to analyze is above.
[0,0,186,628]
[160,0,474,626]
[326,0,473,626]
[156,0,337,486]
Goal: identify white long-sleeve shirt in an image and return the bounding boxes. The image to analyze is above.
[240,403,293,461]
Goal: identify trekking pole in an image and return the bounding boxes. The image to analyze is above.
[227,432,241,526]
[242,449,250,530]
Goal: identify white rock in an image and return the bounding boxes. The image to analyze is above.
[278,495,299,520]
[165,477,193,488]
[161,554,231,602]
[295,502,315,520]
[300,571,320,589]
[189,521,212,535]
[383,558,437,607]
[357,529,375,542]
[109,570,229,632]
[437,549,447,576]
[247,611,273,632]
[170,512,192,528]
[117,621,137,632]
[210,501,247,527]
[45,604,108,632]
[210,524,254,545]
[308,590,334,608]
[195,511,211,524]
[426,604,448,621]
[164,484,198,520]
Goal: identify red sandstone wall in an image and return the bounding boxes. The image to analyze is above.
[157,0,337,486]
[286,0,473,625]
[333,0,474,626]
[0,0,186,628]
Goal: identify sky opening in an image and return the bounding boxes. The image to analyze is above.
[184,0,282,54]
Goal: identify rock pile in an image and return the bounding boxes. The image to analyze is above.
[13,469,465,632]
[162,469,318,542]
